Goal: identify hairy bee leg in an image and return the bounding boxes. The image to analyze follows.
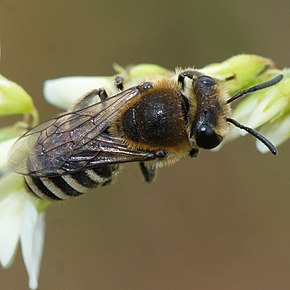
[139,162,156,183]
[115,76,124,91]
[178,70,202,89]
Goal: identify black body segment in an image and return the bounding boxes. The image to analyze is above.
[24,165,119,200]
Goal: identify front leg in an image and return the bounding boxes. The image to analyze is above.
[139,162,157,183]
[178,70,202,90]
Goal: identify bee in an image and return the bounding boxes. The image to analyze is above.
[8,69,283,200]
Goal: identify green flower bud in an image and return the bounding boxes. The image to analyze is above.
[201,54,276,94]
[0,75,37,118]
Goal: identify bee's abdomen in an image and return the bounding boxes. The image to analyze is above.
[24,166,118,200]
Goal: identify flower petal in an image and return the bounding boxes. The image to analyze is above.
[43,76,115,110]
[256,113,290,153]
[241,90,287,131]
[0,137,18,170]
[124,63,171,79]
[20,200,45,290]
[0,75,36,117]
[0,188,26,268]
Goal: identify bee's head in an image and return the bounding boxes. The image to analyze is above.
[188,72,283,154]
[190,74,229,150]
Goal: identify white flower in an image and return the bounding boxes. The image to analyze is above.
[256,112,290,153]
[44,76,116,110]
[0,138,18,170]
[0,139,46,290]
[0,74,46,290]
[43,64,171,110]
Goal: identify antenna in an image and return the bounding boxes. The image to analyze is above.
[227,74,283,104]
[226,118,277,155]
[225,74,283,154]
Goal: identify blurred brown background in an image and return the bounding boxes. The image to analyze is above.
[0,1,290,289]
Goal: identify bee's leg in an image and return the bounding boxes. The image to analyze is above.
[95,88,110,112]
[97,88,108,101]
[178,70,202,89]
[139,162,156,183]
[189,148,199,158]
[115,76,124,91]
[71,89,106,110]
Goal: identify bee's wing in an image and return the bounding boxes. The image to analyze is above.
[56,132,160,176]
[8,84,156,177]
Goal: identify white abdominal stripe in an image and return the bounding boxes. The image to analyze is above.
[24,167,116,200]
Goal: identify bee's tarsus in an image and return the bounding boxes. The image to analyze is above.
[139,162,156,183]
[115,75,124,91]
[189,148,199,158]
[97,88,108,102]
[178,70,202,89]
[73,89,105,110]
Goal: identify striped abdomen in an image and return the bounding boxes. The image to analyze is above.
[24,165,119,200]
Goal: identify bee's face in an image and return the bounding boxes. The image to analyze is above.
[187,75,230,150]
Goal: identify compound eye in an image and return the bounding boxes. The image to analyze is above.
[198,76,216,87]
[196,125,222,149]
